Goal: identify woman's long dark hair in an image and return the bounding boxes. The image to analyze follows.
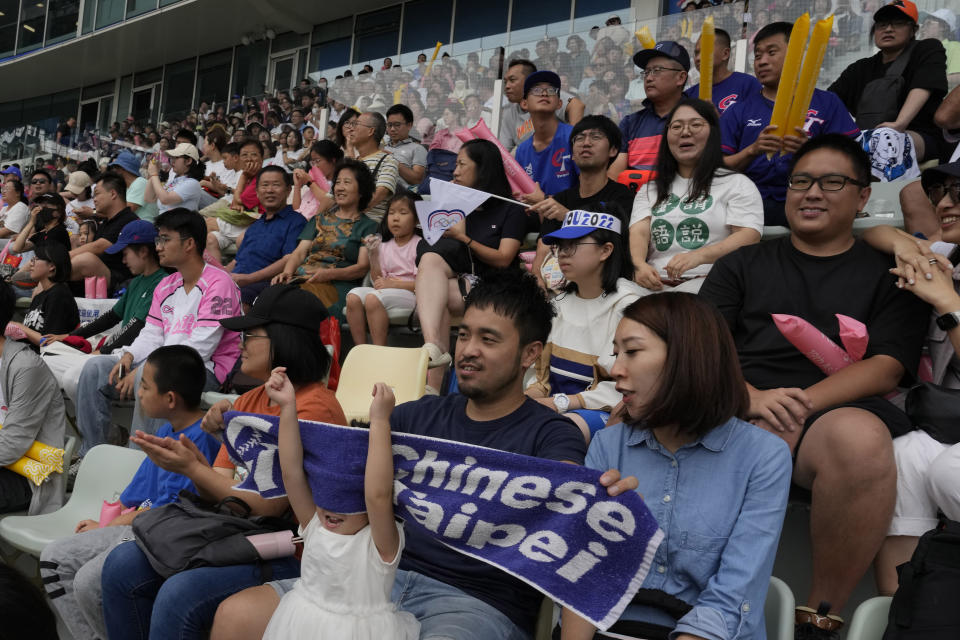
[334,108,360,149]
[652,98,729,209]
[460,139,512,199]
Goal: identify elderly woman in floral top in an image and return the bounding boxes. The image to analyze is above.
[273,158,378,320]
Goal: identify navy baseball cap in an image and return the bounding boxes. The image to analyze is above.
[542,210,622,243]
[921,161,960,192]
[524,70,562,97]
[633,41,691,72]
[105,219,158,254]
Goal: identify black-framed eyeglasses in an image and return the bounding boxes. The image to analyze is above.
[925,182,960,206]
[385,121,406,129]
[787,173,868,192]
[528,86,560,97]
[241,331,270,345]
[639,66,684,80]
[550,241,602,257]
[875,19,913,30]
[572,131,606,145]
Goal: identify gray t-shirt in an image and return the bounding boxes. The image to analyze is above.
[384,137,427,191]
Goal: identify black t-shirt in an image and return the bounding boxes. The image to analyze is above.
[543,179,635,237]
[828,38,947,137]
[30,224,70,251]
[699,237,929,390]
[23,282,79,336]
[465,198,527,250]
[390,394,586,634]
[95,208,140,280]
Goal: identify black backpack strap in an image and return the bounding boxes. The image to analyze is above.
[885,40,915,81]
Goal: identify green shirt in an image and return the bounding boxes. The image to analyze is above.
[112,268,166,326]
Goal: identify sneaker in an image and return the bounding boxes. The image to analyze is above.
[422,342,452,369]
[795,602,843,640]
[66,458,82,491]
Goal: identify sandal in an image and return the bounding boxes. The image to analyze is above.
[423,342,452,369]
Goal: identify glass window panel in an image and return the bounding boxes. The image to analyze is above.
[80,0,94,34]
[511,0,569,31]
[196,48,232,106]
[310,37,351,73]
[0,0,18,58]
[573,0,628,19]
[95,0,123,30]
[81,79,114,100]
[162,57,195,117]
[50,88,79,123]
[401,0,451,55]
[134,66,162,86]
[0,99,23,130]
[17,0,45,53]
[126,0,156,19]
[116,74,133,122]
[159,0,179,5]
[232,39,269,97]
[271,30,306,54]
[45,0,79,45]
[353,5,400,64]
[453,0,507,43]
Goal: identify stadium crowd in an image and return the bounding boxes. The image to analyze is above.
[1,1,960,639]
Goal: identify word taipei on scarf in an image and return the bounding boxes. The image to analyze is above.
[222,411,663,630]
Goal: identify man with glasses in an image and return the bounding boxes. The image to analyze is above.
[527,115,633,288]
[701,135,928,640]
[721,22,860,227]
[608,41,689,183]
[384,104,427,192]
[516,71,578,205]
[498,59,585,152]
[352,111,399,223]
[70,172,140,293]
[829,0,948,163]
[74,208,240,460]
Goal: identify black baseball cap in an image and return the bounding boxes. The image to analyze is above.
[524,70,562,97]
[921,161,960,192]
[632,40,691,72]
[220,284,329,332]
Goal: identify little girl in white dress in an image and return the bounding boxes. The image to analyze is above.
[262,368,420,640]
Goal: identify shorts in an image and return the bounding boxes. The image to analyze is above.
[889,431,960,536]
[568,409,610,436]
[346,286,416,315]
[211,220,245,250]
[798,395,913,454]
[416,237,475,275]
[916,130,952,164]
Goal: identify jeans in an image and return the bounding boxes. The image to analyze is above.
[100,540,301,640]
[391,569,530,640]
[75,355,220,456]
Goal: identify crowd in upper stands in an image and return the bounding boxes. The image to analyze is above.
[1,1,960,639]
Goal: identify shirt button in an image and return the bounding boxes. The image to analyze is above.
[742,603,751,612]
[657,565,666,574]
[663,495,671,503]
[671,460,678,467]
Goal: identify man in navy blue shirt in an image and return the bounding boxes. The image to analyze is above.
[224,166,307,306]
[516,71,579,205]
[720,22,860,226]
[684,27,761,114]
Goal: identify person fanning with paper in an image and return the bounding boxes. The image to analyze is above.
[561,293,792,640]
[415,139,527,391]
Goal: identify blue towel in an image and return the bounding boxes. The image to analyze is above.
[222,410,663,629]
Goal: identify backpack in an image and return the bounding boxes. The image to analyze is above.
[131,490,297,579]
[418,149,458,195]
[883,515,960,639]
[855,41,915,130]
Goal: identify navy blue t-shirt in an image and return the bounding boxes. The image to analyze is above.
[515,122,579,197]
[685,71,762,114]
[391,394,586,634]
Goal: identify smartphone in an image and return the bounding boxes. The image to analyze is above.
[118,363,125,380]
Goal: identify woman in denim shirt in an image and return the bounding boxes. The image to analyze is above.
[562,293,792,640]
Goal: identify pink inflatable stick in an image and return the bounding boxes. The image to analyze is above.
[772,313,854,375]
[836,314,868,362]
[457,119,538,195]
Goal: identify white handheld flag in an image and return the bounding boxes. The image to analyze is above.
[415,178,491,245]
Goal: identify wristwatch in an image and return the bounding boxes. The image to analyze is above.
[553,393,570,413]
[935,310,960,331]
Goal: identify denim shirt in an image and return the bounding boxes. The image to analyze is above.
[586,417,791,640]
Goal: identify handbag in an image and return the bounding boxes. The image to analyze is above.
[131,490,296,579]
[904,382,960,444]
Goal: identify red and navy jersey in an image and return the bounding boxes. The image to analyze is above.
[515,122,579,196]
[618,100,670,175]
[720,88,860,202]
[685,71,762,113]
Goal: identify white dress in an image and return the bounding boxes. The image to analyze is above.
[262,514,420,640]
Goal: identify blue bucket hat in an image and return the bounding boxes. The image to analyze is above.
[108,151,142,176]
[542,209,623,243]
[105,219,158,254]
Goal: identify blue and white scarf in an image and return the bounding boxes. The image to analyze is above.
[222,411,663,630]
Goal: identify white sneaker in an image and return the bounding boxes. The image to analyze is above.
[423,343,452,369]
